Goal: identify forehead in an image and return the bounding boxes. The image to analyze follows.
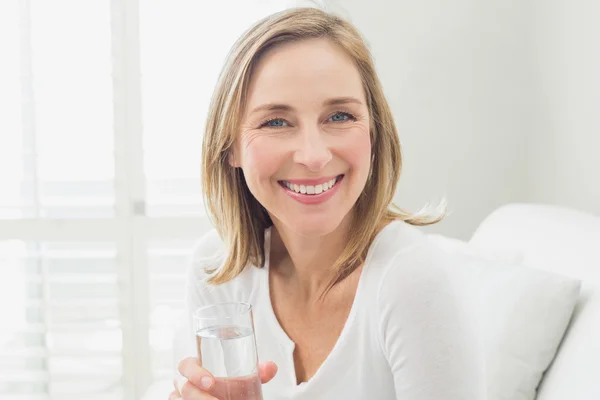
[245,38,365,106]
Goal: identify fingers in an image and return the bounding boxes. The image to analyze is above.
[258,361,278,384]
[175,357,277,399]
[178,357,215,391]
[172,371,219,400]
[179,381,219,400]
[171,378,182,399]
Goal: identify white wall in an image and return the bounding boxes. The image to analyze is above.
[328,0,533,239]
[328,0,599,239]
[527,0,600,215]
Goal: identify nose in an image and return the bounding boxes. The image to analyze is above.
[292,126,332,172]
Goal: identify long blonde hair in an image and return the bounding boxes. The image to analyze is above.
[202,7,445,288]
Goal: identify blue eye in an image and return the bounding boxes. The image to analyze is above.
[262,118,288,128]
[329,112,354,123]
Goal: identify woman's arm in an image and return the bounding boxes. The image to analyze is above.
[377,248,486,400]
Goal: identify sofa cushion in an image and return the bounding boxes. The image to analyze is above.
[469,203,600,400]
[429,233,581,400]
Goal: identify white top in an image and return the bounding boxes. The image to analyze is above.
[174,221,486,399]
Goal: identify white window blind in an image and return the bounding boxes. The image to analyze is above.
[0,241,122,399]
[0,1,303,399]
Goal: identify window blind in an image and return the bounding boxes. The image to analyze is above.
[0,241,123,400]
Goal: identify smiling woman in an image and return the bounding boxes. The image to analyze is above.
[172,7,485,400]
[200,10,446,289]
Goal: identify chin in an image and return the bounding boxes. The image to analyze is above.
[282,213,346,237]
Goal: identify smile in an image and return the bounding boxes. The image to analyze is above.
[279,175,344,195]
[277,175,344,205]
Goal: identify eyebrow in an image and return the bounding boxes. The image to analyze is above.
[248,96,364,115]
[324,97,364,107]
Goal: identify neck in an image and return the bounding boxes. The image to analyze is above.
[270,213,354,299]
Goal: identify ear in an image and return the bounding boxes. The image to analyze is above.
[227,149,240,168]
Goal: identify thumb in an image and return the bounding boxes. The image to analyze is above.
[258,361,278,384]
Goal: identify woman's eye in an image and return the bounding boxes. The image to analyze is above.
[262,118,289,128]
[328,112,355,123]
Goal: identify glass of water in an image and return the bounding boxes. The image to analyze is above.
[194,302,263,400]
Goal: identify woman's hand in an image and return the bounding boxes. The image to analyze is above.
[169,357,278,400]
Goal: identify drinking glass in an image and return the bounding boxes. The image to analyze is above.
[194,302,263,400]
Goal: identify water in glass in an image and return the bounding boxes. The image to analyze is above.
[196,325,263,400]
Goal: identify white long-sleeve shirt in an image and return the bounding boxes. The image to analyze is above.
[174,221,486,399]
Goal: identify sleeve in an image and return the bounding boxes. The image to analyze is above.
[377,246,486,400]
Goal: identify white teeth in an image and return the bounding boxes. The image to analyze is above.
[282,176,340,195]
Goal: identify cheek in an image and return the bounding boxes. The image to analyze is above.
[338,131,372,173]
[239,137,285,182]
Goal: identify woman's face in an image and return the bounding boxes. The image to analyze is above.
[234,38,371,236]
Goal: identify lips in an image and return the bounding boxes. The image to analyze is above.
[278,174,344,205]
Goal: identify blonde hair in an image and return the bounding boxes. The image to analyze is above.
[202,7,445,288]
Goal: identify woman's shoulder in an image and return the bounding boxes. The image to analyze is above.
[189,229,227,280]
[368,220,432,265]
[368,221,475,344]
[367,220,465,294]
[367,223,485,398]
[186,229,260,302]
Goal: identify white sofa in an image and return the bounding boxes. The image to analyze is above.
[470,203,600,400]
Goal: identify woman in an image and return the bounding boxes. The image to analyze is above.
[171,7,484,400]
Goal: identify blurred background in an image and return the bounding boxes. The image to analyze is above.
[0,0,597,399]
